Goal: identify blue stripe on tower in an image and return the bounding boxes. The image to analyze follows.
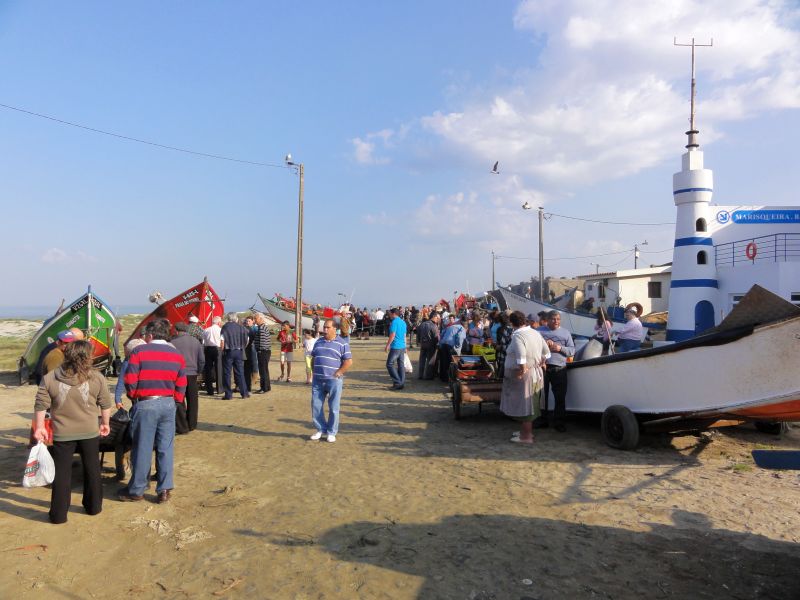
[673,187,713,195]
[670,279,718,289]
[674,237,714,247]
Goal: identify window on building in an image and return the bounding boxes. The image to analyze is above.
[791,293,800,307]
[731,294,745,308]
[697,250,707,265]
[696,218,707,232]
[597,283,606,299]
[647,282,662,298]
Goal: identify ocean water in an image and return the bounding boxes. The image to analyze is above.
[0,305,250,320]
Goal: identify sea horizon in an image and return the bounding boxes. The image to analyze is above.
[0,304,252,320]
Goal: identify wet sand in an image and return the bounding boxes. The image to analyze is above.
[0,337,798,599]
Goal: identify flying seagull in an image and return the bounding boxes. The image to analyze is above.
[491,161,499,174]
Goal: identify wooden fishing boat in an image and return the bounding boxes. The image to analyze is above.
[124,278,224,345]
[258,293,340,330]
[18,286,119,384]
[490,286,649,340]
[564,286,800,449]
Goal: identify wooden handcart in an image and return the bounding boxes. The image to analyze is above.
[449,354,502,419]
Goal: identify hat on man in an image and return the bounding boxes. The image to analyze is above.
[188,315,200,323]
[526,313,537,322]
[57,330,77,343]
[625,306,638,315]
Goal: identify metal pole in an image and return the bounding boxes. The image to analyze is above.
[294,164,304,342]
[538,207,544,300]
[634,243,638,269]
[491,250,495,291]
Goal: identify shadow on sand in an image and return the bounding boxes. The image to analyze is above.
[305,511,800,599]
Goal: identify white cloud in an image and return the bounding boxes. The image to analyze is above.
[361,211,391,225]
[41,248,68,264]
[41,247,98,264]
[350,128,396,165]
[374,1,800,187]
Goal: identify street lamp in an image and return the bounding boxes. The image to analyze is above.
[590,262,601,274]
[285,154,304,334]
[634,240,648,269]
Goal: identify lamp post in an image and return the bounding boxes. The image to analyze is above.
[491,250,496,291]
[634,240,648,269]
[286,154,304,334]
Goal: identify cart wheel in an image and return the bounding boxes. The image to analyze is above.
[448,363,457,393]
[601,405,640,450]
[452,385,462,420]
[755,421,789,436]
[18,360,30,386]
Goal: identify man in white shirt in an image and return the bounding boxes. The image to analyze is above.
[202,316,223,394]
[616,307,644,352]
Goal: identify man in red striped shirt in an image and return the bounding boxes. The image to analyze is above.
[118,318,186,504]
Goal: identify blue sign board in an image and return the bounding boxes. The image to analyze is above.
[730,210,800,224]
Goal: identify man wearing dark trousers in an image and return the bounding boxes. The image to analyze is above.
[416,313,440,380]
[254,312,272,393]
[202,316,223,395]
[220,313,250,399]
[536,310,575,432]
[171,322,205,432]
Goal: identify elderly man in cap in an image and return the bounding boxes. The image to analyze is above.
[186,315,205,343]
[34,327,84,384]
[616,306,644,352]
[536,310,575,432]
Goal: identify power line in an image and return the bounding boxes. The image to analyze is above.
[0,102,287,168]
[546,211,675,226]
[496,246,673,263]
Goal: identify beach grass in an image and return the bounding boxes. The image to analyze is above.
[0,336,27,371]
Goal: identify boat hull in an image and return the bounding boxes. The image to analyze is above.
[258,294,341,330]
[124,279,224,345]
[563,316,800,421]
[491,288,646,340]
[20,289,118,376]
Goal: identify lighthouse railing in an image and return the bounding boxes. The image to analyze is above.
[715,232,800,267]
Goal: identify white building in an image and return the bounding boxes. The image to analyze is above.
[578,265,672,316]
[665,67,800,340]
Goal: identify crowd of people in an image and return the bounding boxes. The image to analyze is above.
[28,300,647,523]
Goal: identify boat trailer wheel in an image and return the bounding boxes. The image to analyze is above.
[601,405,640,450]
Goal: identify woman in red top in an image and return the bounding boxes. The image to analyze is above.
[277,321,298,382]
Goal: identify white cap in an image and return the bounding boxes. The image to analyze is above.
[625,306,638,315]
[189,315,200,323]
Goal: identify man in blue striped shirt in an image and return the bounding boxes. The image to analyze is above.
[309,319,353,443]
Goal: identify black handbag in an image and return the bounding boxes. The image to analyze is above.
[99,408,131,447]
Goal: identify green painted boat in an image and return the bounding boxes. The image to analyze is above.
[18,286,120,384]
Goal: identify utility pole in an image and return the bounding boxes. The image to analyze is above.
[634,240,648,269]
[286,155,304,335]
[538,207,545,300]
[491,250,495,291]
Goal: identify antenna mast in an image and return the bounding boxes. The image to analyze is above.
[674,37,713,149]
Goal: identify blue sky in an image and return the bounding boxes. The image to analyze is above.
[1,0,799,311]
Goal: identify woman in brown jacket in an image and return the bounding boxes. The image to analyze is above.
[33,340,112,524]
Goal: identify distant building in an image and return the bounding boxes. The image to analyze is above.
[577,265,672,316]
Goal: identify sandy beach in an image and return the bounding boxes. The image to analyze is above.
[0,336,798,599]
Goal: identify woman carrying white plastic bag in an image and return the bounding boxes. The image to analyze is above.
[32,340,112,524]
[22,441,55,488]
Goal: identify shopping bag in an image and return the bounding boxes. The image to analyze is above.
[22,441,55,488]
[403,352,413,374]
[100,408,131,448]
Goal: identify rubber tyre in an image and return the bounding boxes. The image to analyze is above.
[452,384,462,420]
[18,360,29,386]
[601,405,640,450]
[755,421,789,436]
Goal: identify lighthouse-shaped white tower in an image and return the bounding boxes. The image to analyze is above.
[666,39,719,342]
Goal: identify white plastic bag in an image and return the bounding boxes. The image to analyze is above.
[23,441,55,488]
[403,352,413,374]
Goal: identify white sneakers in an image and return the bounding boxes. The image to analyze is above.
[327,435,336,443]
[310,431,323,440]
[310,431,336,442]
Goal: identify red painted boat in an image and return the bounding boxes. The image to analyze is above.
[124,278,224,345]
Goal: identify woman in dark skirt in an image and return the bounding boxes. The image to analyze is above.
[494,312,513,379]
